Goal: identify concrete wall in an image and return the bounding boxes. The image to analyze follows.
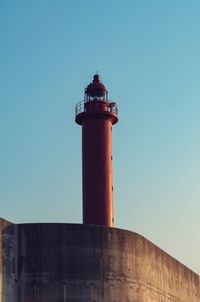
[0,218,13,302]
[2,223,200,302]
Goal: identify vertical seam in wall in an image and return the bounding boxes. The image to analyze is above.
[14,224,18,302]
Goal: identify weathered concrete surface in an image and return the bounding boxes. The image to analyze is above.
[2,223,200,301]
[0,218,13,302]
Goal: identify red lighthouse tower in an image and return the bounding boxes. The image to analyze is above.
[75,74,118,227]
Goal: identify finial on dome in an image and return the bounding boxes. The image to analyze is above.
[93,74,100,82]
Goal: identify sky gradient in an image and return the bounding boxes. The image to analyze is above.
[1,1,200,274]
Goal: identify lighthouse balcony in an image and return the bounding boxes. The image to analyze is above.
[75,100,118,125]
[75,99,118,116]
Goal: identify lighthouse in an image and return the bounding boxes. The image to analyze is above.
[75,74,118,227]
[0,75,199,301]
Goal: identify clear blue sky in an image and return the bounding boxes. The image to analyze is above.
[1,0,200,274]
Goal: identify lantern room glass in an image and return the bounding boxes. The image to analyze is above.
[85,91,108,102]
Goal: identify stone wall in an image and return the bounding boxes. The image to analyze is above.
[2,223,200,301]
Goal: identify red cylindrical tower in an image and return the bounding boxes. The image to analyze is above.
[75,74,118,227]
